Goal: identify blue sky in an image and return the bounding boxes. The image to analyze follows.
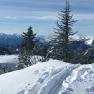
[0,0,94,37]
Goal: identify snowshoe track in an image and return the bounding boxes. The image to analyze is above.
[17,63,94,94]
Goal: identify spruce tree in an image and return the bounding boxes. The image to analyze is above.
[51,0,76,61]
[18,26,36,69]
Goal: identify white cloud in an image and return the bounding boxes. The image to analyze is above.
[4,16,17,20]
[3,11,94,22]
[3,15,57,21]
[32,16,57,20]
[1,11,58,21]
[74,13,94,20]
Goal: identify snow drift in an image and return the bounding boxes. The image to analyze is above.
[0,59,94,94]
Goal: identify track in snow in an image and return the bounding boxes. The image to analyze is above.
[17,62,94,94]
[17,65,80,94]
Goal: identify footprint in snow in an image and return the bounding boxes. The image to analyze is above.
[86,86,94,93]
[34,70,39,74]
[17,90,25,94]
[38,72,49,84]
[62,88,73,94]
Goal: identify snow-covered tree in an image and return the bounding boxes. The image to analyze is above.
[18,26,36,69]
[51,0,76,61]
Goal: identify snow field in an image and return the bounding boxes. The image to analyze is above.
[0,56,93,94]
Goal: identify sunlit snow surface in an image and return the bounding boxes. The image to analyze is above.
[0,55,93,94]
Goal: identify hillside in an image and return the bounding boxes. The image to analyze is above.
[0,58,93,94]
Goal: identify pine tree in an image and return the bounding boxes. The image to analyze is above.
[18,26,36,69]
[51,0,76,61]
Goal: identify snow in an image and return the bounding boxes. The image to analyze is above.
[0,56,93,94]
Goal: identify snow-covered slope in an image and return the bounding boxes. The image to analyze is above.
[0,59,94,94]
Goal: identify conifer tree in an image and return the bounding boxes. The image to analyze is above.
[18,26,36,69]
[51,0,76,61]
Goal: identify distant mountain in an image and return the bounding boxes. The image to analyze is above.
[0,33,46,54]
[0,33,22,54]
[0,33,22,46]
